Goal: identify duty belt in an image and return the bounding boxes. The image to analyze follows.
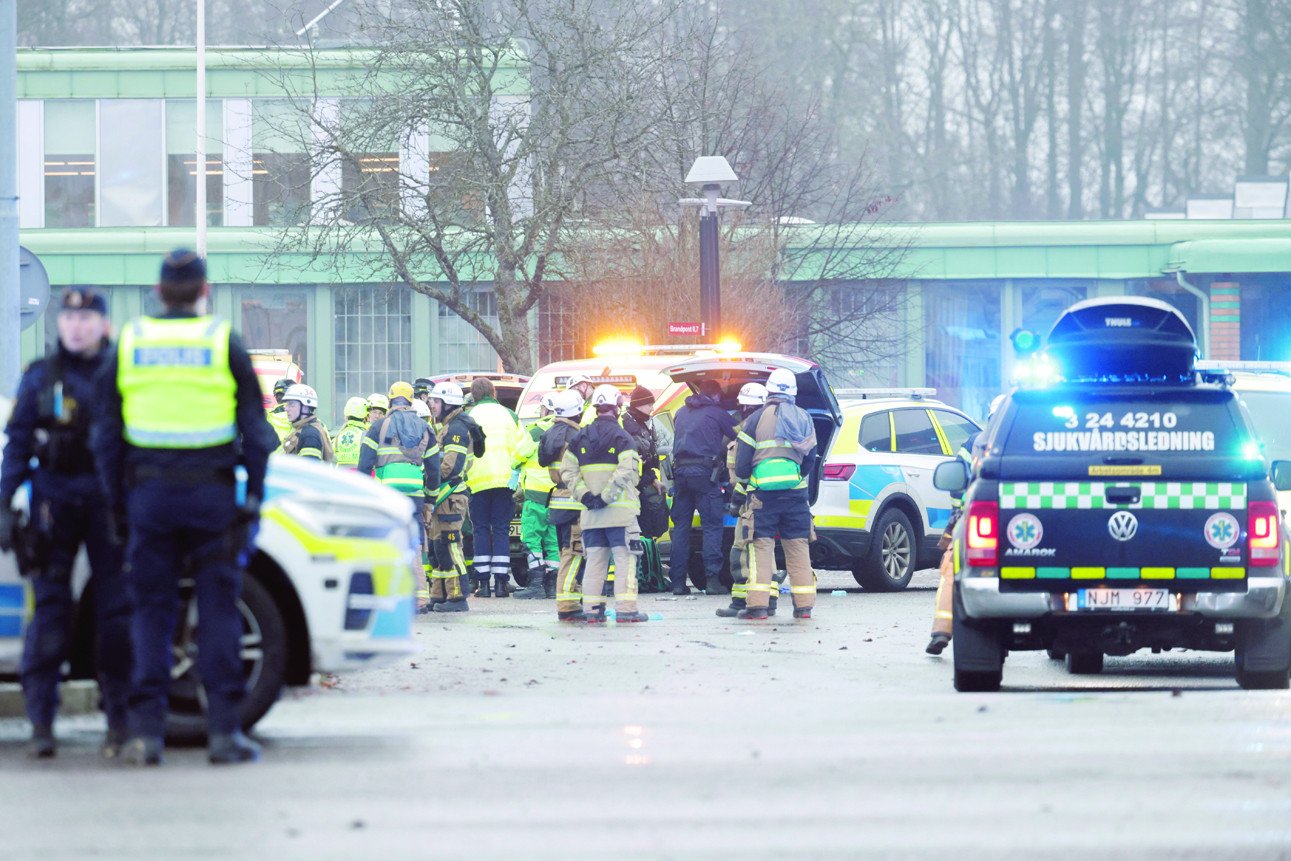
[128,464,236,486]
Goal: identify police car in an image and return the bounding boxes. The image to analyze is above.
[937,297,1291,692]
[817,390,981,590]
[0,436,420,739]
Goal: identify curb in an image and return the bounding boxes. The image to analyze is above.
[0,681,99,720]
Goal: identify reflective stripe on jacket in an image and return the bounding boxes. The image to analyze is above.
[117,316,237,449]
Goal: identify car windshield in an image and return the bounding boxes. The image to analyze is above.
[1237,390,1291,461]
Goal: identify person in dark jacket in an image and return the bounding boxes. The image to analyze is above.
[667,380,736,595]
[91,249,277,766]
[621,385,671,540]
[0,288,132,759]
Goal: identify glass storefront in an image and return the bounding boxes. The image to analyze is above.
[240,289,310,375]
[99,100,164,227]
[923,281,1001,420]
[438,289,500,371]
[166,100,224,227]
[334,284,413,414]
[252,100,312,227]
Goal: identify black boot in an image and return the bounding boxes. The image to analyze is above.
[616,610,649,623]
[736,606,769,620]
[543,568,557,599]
[208,731,262,765]
[494,574,511,598]
[433,598,470,613]
[768,595,778,617]
[558,608,587,623]
[926,632,950,655]
[793,606,813,620]
[101,723,128,760]
[584,604,607,624]
[514,568,546,599]
[121,735,164,766]
[29,725,55,759]
[716,597,746,618]
[704,573,729,595]
[472,572,491,598]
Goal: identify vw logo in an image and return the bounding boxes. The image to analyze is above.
[1107,510,1138,542]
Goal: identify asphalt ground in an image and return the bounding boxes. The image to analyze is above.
[3,568,1291,860]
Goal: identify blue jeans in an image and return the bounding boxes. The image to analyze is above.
[668,469,725,588]
[125,480,245,738]
[469,487,514,581]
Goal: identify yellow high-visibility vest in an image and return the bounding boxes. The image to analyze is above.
[117,316,237,449]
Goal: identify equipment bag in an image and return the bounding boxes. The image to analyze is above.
[637,484,670,539]
[750,456,803,491]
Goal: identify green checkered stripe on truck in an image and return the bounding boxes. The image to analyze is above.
[999,482,1247,510]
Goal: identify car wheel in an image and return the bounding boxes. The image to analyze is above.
[1045,647,1065,661]
[953,668,1002,692]
[951,585,1004,693]
[165,574,289,744]
[1065,651,1104,675]
[854,509,916,591]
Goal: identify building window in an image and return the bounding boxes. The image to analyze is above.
[438,290,499,371]
[341,152,400,223]
[334,284,413,413]
[43,100,96,228]
[166,100,224,227]
[924,281,1001,420]
[252,100,311,226]
[99,99,164,227]
[240,289,309,377]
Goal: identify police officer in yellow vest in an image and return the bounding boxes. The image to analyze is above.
[90,249,276,765]
[731,368,819,621]
[511,393,558,599]
[426,381,481,612]
[280,384,334,463]
[332,397,370,469]
[464,377,524,598]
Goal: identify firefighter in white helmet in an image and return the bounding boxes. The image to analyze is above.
[424,380,482,612]
[717,383,779,618]
[731,368,818,620]
[559,385,648,623]
[281,384,335,463]
[541,389,589,620]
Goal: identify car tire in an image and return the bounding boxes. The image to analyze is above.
[1065,651,1104,675]
[1045,647,1065,661]
[165,574,289,744]
[952,585,1003,692]
[854,508,916,591]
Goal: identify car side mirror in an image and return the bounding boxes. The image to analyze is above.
[1272,460,1291,492]
[933,459,969,493]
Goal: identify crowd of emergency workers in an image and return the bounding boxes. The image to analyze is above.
[0,247,978,768]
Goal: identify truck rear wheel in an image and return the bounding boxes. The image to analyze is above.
[952,585,1003,692]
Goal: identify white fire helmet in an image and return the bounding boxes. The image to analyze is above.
[412,399,432,419]
[737,382,769,406]
[430,381,465,406]
[566,373,592,391]
[540,392,558,413]
[553,389,585,418]
[283,383,318,410]
[590,384,621,410]
[765,368,797,397]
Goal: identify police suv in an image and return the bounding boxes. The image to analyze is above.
[937,297,1291,692]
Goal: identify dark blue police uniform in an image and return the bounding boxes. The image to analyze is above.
[0,321,131,746]
[668,390,736,593]
[90,251,275,762]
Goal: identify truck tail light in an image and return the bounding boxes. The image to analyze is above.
[965,500,999,567]
[822,463,856,481]
[1248,501,1281,567]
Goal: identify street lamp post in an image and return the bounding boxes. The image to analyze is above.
[680,156,749,340]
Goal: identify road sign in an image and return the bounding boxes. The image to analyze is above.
[668,321,701,336]
[18,246,50,332]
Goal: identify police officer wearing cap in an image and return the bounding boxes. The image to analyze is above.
[0,288,132,759]
[91,249,277,766]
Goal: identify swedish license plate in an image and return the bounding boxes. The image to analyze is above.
[508,523,522,538]
[1072,588,1176,612]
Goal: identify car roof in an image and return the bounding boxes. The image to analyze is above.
[1227,371,1291,393]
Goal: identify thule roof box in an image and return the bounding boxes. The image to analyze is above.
[1046,297,1198,384]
